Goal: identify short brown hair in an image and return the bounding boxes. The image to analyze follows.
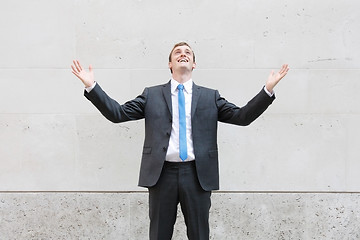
[168,42,196,63]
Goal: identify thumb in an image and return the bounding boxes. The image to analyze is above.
[268,70,274,80]
[89,64,93,72]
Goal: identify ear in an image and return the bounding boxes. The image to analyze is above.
[168,62,172,71]
[192,62,196,70]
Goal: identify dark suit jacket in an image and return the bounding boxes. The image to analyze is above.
[84,80,275,191]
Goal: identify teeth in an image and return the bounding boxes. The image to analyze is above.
[179,59,187,62]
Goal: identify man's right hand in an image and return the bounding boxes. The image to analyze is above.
[71,60,95,88]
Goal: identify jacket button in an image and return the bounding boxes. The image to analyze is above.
[169,118,172,123]
[166,132,170,136]
[163,147,167,151]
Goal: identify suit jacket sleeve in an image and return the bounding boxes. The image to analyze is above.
[216,87,275,126]
[84,83,146,123]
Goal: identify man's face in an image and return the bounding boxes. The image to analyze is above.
[168,45,196,74]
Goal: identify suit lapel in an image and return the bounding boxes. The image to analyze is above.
[162,81,172,116]
[191,82,201,118]
[162,80,200,118]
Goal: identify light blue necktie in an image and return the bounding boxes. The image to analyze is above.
[177,84,187,161]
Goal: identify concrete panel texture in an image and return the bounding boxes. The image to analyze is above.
[1,192,359,239]
[0,0,359,239]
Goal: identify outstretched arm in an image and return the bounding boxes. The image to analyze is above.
[71,60,146,123]
[265,64,289,93]
[71,60,95,88]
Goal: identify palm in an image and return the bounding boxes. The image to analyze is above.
[71,60,95,87]
[78,69,94,84]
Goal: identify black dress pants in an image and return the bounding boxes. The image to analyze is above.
[148,161,211,240]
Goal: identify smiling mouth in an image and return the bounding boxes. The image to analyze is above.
[178,58,188,63]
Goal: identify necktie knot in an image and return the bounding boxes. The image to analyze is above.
[177,84,184,91]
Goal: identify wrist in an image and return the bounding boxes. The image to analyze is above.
[263,85,274,97]
[85,81,96,93]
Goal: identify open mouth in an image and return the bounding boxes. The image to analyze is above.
[178,58,189,63]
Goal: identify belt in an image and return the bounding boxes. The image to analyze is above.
[164,160,195,168]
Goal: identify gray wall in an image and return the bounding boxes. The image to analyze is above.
[0,0,359,239]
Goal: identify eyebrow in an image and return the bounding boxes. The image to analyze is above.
[174,48,192,53]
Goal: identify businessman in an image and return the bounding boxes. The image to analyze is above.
[71,42,289,240]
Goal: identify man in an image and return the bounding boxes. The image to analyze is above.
[71,42,289,240]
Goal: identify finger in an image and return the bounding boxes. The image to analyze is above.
[268,70,274,77]
[279,64,287,74]
[76,60,83,71]
[71,70,80,79]
[279,64,289,75]
[279,67,289,79]
[283,64,289,75]
[73,60,81,72]
[89,64,93,72]
[71,65,78,73]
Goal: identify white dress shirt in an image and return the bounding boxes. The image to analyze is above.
[165,78,195,162]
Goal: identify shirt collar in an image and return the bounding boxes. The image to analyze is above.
[171,78,193,94]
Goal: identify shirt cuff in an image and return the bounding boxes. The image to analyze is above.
[263,86,274,97]
[85,82,97,93]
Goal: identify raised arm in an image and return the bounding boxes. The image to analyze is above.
[71,60,95,88]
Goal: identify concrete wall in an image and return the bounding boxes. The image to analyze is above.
[0,0,359,239]
[1,193,359,239]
